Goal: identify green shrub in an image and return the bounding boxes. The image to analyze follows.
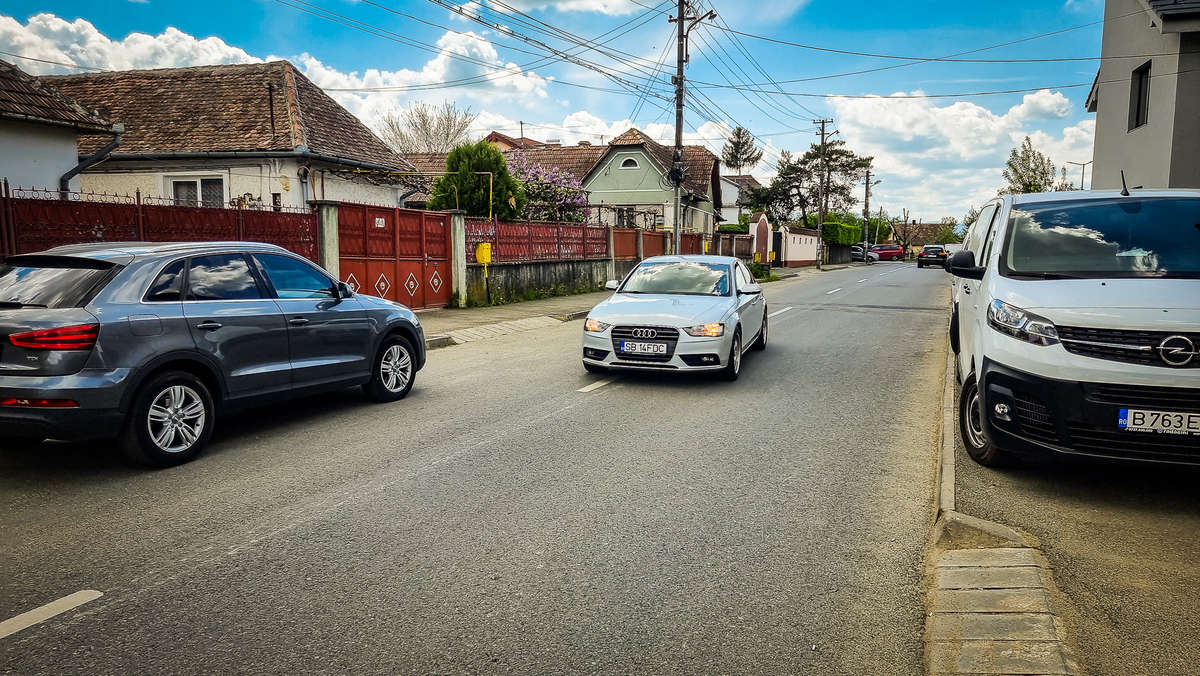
[747,261,771,279]
[820,222,860,246]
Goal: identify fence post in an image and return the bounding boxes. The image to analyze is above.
[635,228,644,261]
[449,210,468,308]
[309,200,341,277]
[606,226,615,280]
[135,189,144,240]
[0,178,9,258]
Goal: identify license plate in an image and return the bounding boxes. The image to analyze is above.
[1118,408,1200,435]
[619,341,667,355]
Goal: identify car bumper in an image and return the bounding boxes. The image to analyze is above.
[0,369,131,441]
[979,358,1200,465]
[582,329,729,372]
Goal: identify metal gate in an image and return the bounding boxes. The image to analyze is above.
[337,203,451,310]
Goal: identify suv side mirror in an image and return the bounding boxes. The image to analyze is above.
[604,280,620,290]
[337,281,354,298]
[949,250,985,280]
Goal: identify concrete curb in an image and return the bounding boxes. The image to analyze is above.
[425,334,456,350]
[550,310,590,322]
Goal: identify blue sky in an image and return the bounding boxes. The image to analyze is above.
[0,0,1107,218]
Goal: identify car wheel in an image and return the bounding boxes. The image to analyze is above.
[583,361,608,374]
[120,371,215,468]
[751,315,767,351]
[959,377,1009,467]
[721,331,742,381]
[364,335,417,402]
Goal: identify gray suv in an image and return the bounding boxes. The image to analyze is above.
[0,241,425,466]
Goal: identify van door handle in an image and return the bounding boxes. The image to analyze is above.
[289,317,310,326]
[195,321,222,330]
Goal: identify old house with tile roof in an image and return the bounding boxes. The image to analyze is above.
[718,174,763,225]
[483,131,545,151]
[0,59,116,191]
[40,61,417,208]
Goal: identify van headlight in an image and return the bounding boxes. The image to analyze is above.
[987,300,1059,346]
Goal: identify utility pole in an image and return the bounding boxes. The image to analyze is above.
[1066,160,1093,191]
[861,164,871,249]
[814,119,835,269]
[668,1,715,255]
[519,121,524,140]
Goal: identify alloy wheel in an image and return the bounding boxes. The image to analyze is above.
[146,385,206,453]
[380,344,412,392]
[732,336,742,374]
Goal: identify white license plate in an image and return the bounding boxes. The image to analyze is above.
[1118,408,1200,435]
[619,341,667,355]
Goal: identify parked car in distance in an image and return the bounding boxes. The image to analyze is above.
[582,255,767,381]
[851,245,880,262]
[870,244,905,261]
[917,245,948,268]
[0,241,425,467]
[949,190,1200,468]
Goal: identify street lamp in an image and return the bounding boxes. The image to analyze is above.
[1066,160,1093,190]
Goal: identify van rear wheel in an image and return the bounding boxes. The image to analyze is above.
[959,377,1010,467]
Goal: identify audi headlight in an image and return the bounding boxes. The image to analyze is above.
[682,322,725,337]
[584,318,611,333]
[987,300,1059,346]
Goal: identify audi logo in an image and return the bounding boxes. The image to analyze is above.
[1158,335,1198,367]
[631,328,658,339]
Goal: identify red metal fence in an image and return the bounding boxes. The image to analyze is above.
[642,231,667,258]
[337,202,451,310]
[613,228,638,259]
[679,233,704,255]
[465,219,609,263]
[0,185,319,261]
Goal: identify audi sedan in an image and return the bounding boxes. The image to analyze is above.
[581,255,767,380]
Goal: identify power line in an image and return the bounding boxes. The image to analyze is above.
[0,50,106,71]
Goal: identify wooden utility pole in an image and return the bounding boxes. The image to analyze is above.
[814,119,835,268]
[668,1,715,254]
[861,164,871,247]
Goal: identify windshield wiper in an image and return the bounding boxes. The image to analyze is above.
[0,301,47,309]
[1009,272,1090,280]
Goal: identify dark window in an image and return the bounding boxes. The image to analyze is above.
[620,158,639,169]
[1129,61,1151,130]
[255,253,335,299]
[271,193,282,212]
[172,181,198,206]
[145,259,186,302]
[201,179,224,207]
[185,254,263,301]
[171,178,225,207]
[0,257,113,309]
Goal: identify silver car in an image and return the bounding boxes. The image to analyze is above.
[581,255,767,380]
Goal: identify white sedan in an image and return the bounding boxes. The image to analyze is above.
[581,255,767,380]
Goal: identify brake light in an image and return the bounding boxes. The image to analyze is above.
[1,398,78,408]
[8,324,99,350]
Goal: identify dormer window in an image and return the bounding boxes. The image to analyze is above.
[620,158,639,169]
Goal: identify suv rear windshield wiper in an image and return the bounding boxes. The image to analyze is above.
[0,301,48,309]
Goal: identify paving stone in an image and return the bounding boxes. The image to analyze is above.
[928,613,1058,641]
[928,640,1072,674]
[939,547,1040,568]
[937,566,1045,590]
[931,588,1052,613]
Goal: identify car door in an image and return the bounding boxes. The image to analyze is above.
[182,253,292,397]
[252,252,372,388]
[734,262,764,341]
[957,203,999,377]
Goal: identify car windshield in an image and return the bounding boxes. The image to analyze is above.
[620,261,731,296]
[1002,197,1200,279]
[0,257,114,308]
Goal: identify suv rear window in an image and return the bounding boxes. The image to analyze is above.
[0,256,114,309]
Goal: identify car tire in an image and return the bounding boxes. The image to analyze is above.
[959,377,1009,467]
[583,361,608,374]
[364,335,417,402]
[721,331,742,381]
[751,315,767,351]
[120,371,215,468]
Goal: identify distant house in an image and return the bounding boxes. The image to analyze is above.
[582,128,721,234]
[777,225,819,267]
[1086,0,1200,189]
[718,174,762,224]
[484,131,545,151]
[42,61,417,208]
[0,59,117,191]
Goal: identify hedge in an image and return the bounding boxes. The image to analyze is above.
[821,222,860,246]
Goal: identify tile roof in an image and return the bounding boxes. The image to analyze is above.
[402,152,449,174]
[484,130,545,149]
[0,59,111,133]
[606,127,718,199]
[42,61,413,171]
[723,174,763,190]
[504,144,607,180]
[1146,0,1200,19]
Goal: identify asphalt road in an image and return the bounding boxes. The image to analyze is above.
[0,262,950,675]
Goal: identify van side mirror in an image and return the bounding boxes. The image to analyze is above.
[949,250,985,280]
[605,280,619,290]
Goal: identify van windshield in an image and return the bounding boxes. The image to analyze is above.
[1002,197,1200,279]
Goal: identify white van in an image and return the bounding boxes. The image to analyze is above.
[949,190,1200,466]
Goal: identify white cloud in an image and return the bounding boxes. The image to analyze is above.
[1007,90,1071,122]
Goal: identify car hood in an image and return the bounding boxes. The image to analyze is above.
[994,278,1200,330]
[588,293,735,326]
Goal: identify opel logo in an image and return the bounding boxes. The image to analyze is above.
[1157,335,1198,366]
[631,328,658,339]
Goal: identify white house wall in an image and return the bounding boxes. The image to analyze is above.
[0,120,82,191]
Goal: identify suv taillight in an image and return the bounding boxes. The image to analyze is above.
[9,324,99,350]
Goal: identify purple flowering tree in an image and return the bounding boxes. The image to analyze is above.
[509,151,590,222]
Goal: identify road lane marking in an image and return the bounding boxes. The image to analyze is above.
[0,590,103,639]
[857,279,867,283]
[768,306,794,318]
[577,377,618,393]
[826,288,842,295]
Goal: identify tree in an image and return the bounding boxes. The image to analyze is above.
[427,141,526,220]
[962,205,981,228]
[801,138,871,215]
[376,101,478,154]
[1001,136,1069,194]
[508,151,589,222]
[721,126,764,173]
[933,224,963,245]
[739,151,814,226]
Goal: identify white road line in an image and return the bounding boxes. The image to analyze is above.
[767,306,793,318]
[826,288,842,295]
[577,377,618,393]
[0,590,103,639]
[857,279,867,283]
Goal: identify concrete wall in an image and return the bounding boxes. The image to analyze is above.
[585,148,716,234]
[780,228,819,265]
[1091,0,1182,189]
[1170,31,1200,187]
[466,258,611,305]
[0,120,81,190]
